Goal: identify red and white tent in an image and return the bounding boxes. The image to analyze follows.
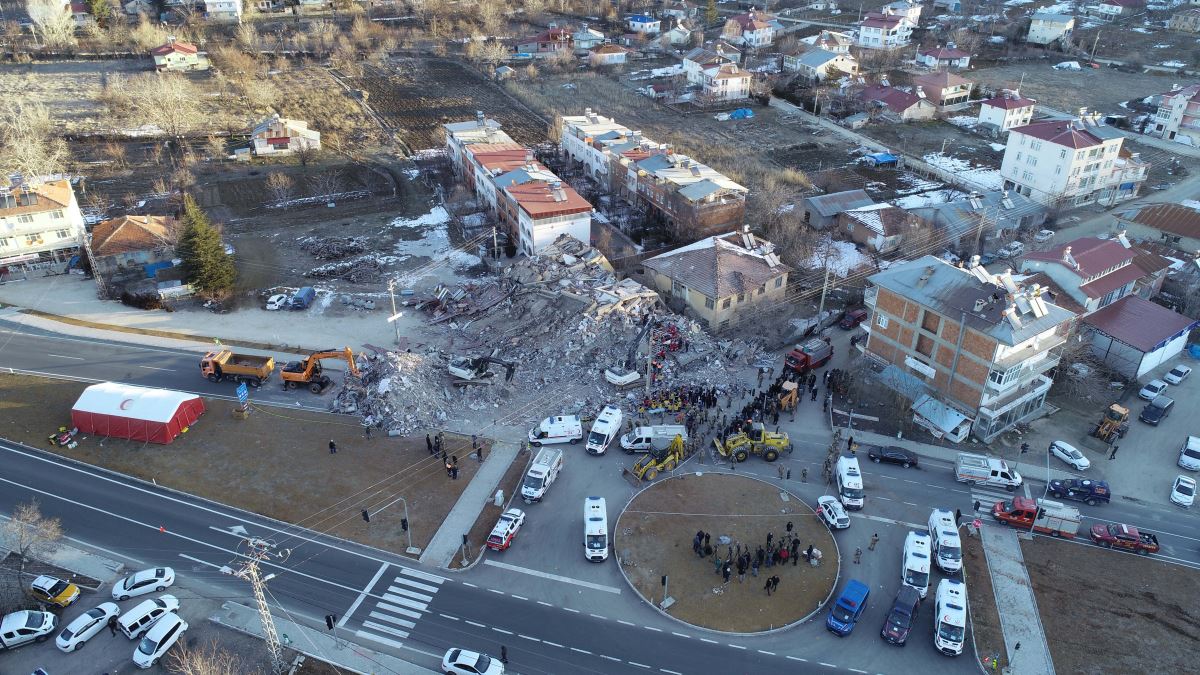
[71,382,205,444]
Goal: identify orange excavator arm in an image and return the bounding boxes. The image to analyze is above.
[304,347,359,377]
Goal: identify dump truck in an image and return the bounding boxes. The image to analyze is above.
[713,422,791,463]
[784,337,833,375]
[200,350,275,387]
[992,497,1080,538]
[1089,522,1160,554]
[620,425,688,454]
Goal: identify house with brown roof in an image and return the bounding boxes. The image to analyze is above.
[87,215,178,283]
[978,91,1035,134]
[722,10,775,48]
[912,71,973,110]
[1081,295,1198,378]
[590,43,629,67]
[641,229,790,328]
[150,40,209,72]
[861,85,937,121]
[516,26,575,58]
[917,44,971,70]
[1118,203,1200,253]
[250,114,321,157]
[0,179,85,271]
[838,203,923,253]
[1019,234,1173,315]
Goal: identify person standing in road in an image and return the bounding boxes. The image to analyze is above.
[108,616,118,636]
[801,467,808,483]
[764,577,774,595]
[722,562,732,585]
[426,433,433,454]
[771,576,780,594]
[955,508,962,526]
[869,533,879,551]
[328,439,337,454]
[854,547,862,564]
[1109,445,1119,460]
[363,423,372,439]
[500,646,508,664]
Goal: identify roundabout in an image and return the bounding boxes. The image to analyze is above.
[615,471,839,633]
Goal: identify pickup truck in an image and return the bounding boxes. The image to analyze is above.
[1089,522,1160,555]
[992,497,1080,538]
[1048,479,1111,506]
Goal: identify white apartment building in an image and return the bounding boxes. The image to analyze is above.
[856,12,914,49]
[703,63,752,101]
[0,179,86,269]
[1026,13,1074,45]
[506,179,593,255]
[205,0,243,20]
[1000,118,1148,207]
[978,92,1036,133]
[444,113,516,176]
[722,12,775,48]
[1148,83,1200,146]
[557,110,636,182]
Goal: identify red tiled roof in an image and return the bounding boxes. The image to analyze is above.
[1011,120,1104,149]
[470,147,537,174]
[506,181,592,218]
[728,12,773,31]
[982,94,1036,110]
[1082,295,1198,352]
[91,215,176,256]
[862,85,925,112]
[1023,237,1134,278]
[151,41,198,56]
[920,46,971,59]
[1130,245,1173,277]
[1125,203,1200,240]
[914,70,971,90]
[0,180,72,217]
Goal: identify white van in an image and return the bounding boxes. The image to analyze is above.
[528,415,583,447]
[521,447,564,503]
[586,406,623,455]
[117,595,180,640]
[934,578,968,656]
[620,425,688,454]
[836,456,865,510]
[927,508,962,574]
[584,496,609,562]
[901,531,932,599]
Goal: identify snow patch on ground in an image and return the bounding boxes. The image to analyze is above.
[922,153,1004,190]
[891,189,962,209]
[1161,60,1187,68]
[946,115,978,129]
[989,143,1007,151]
[1132,27,1153,34]
[802,240,874,277]
[1180,200,1200,211]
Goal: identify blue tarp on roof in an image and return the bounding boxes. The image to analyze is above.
[729,108,755,119]
[864,152,899,166]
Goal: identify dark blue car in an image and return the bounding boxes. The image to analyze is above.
[827,579,870,636]
[1048,478,1111,505]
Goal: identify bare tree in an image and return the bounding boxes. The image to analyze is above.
[0,500,64,579]
[309,169,343,199]
[118,74,203,146]
[26,0,77,47]
[0,101,68,184]
[166,638,259,675]
[129,16,168,50]
[294,144,319,167]
[265,171,294,205]
[206,136,226,162]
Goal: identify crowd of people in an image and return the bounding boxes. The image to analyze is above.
[691,525,822,596]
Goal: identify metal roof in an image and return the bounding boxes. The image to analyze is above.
[1082,295,1199,352]
[806,189,874,218]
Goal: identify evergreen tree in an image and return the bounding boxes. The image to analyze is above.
[176,195,236,298]
[706,0,719,26]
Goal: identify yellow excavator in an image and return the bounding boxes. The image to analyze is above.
[1091,403,1129,443]
[714,422,792,463]
[625,435,687,482]
[280,347,360,394]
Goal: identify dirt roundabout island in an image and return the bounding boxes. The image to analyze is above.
[615,472,839,633]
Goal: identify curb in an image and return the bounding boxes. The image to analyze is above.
[440,451,533,573]
[209,612,369,675]
[612,469,841,637]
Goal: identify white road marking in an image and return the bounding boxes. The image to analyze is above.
[178,553,227,570]
[700,638,718,644]
[537,601,553,607]
[362,621,408,639]
[519,634,540,642]
[138,365,175,371]
[368,612,415,630]
[903,501,919,506]
[786,656,807,662]
[401,567,446,584]
[849,512,925,529]
[661,669,683,675]
[511,594,528,601]
[643,626,662,632]
[465,620,486,628]
[875,496,893,501]
[618,620,635,626]
[628,662,651,669]
[758,650,776,656]
[571,647,592,655]
[356,630,404,649]
[438,614,458,621]
[728,643,747,649]
[387,585,434,602]
[492,627,513,635]
[563,607,580,613]
[462,582,478,588]
[488,588,505,595]
[381,594,427,612]
[600,655,621,662]
[820,662,837,668]
[543,640,564,648]
[849,669,869,673]
[392,576,440,594]
[338,562,388,628]
[46,353,84,360]
[672,632,690,638]
[879,475,897,480]
[590,613,606,619]
[377,603,422,619]
[482,560,623,594]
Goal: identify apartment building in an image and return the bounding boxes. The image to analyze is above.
[1147,83,1200,145]
[1020,235,1170,314]
[1026,13,1074,45]
[558,110,747,242]
[505,179,593,256]
[0,178,85,270]
[977,91,1036,134]
[856,11,914,49]
[1169,7,1200,32]
[999,117,1148,207]
[865,256,1076,441]
[722,11,775,48]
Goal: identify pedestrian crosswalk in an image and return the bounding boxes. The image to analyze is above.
[967,483,1022,522]
[352,567,446,649]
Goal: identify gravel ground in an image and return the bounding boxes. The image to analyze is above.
[967,63,1178,115]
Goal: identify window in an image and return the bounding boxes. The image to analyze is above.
[705,297,715,309]
[775,277,783,288]
[722,298,732,309]
[757,286,765,295]
[1022,171,1033,181]
[672,280,686,296]
[50,210,63,219]
[737,293,745,303]
[24,233,43,246]
[17,214,33,224]
[55,229,70,239]
[921,311,940,334]
[1030,140,1043,151]
[1026,156,1037,167]
[1059,149,1067,159]
[1016,152,1022,161]
[0,237,9,248]
[876,314,889,329]
[916,334,935,358]
[1055,166,1062,175]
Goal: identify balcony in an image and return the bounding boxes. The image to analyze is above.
[980,373,1053,415]
[992,334,1068,371]
[864,287,878,308]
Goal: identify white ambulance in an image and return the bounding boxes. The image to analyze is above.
[584,496,609,562]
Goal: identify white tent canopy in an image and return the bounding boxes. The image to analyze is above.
[72,382,199,423]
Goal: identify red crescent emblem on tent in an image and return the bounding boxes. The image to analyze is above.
[120,398,134,410]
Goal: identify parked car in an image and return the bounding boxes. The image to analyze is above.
[485,508,526,551]
[1139,395,1174,425]
[978,253,997,266]
[30,576,79,608]
[112,568,175,601]
[1048,479,1111,505]
[442,648,504,675]
[839,308,869,330]
[1163,365,1192,385]
[56,602,120,652]
[866,445,918,469]
[817,495,851,530]
[880,585,922,646]
[117,595,180,640]
[132,612,188,669]
[998,241,1025,258]
[1050,441,1091,471]
[1053,60,1082,71]
[1034,229,1055,243]
[265,294,289,311]
[1138,379,1168,400]
[1171,475,1196,508]
[1180,436,1200,471]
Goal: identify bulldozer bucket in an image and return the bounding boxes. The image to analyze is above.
[621,466,642,488]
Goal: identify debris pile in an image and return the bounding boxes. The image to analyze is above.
[305,255,384,283]
[299,236,369,260]
[334,235,766,432]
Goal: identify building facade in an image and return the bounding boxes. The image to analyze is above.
[722,11,775,48]
[1148,84,1200,145]
[0,179,85,270]
[703,63,752,101]
[150,41,208,72]
[866,256,1076,441]
[978,92,1036,133]
[917,44,971,70]
[913,71,973,110]
[250,114,321,156]
[783,48,859,81]
[1169,7,1200,32]
[1026,13,1074,45]
[999,117,1148,207]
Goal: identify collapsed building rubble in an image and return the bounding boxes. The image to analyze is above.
[333,235,766,434]
[305,255,384,283]
[299,236,369,260]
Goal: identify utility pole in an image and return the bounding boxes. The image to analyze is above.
[386,278,402,345]
[1089,32,1100,64]
[492,226,499,260]
[233,540,287,675]
[816,235,835,322]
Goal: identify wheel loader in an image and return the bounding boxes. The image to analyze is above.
[624,435,686,482]
[713,422,792,463]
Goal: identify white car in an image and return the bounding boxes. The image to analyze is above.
[1138,379,1168,401]
[1034,229,1055,243]
[265,293,289,311]
[1171,475,1196,508]
[1050,441,1090,471]
[132,612,188,669]
[56,602,120,652]
[1164,365,1192,385]
[113,567,175,601]
[1053,61,1081,71]
[486,508,526,551]
[442,647,505,675]
[816,495,850,530]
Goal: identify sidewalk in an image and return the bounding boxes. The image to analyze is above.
[211,602,437,675]
[0,535,126,590]
[979,525,1056,675]
[420,439,522,568]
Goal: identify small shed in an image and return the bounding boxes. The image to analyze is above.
[1082,295,1199,379]
[71,382,205,444]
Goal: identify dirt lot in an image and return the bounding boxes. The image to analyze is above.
[615,473,838,633]
[967,63,1177,115]
[858,117,1005,167]
[352,59,550,151]
[0,60,150,128]
[1024,537,1200,675]
[961,530,1008,671]
[0,373,488,558]
[1074,16,1200,67]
